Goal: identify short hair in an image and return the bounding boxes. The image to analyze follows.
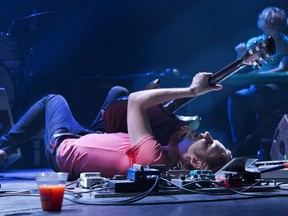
[257,7,287,31]
[205,150,232,173]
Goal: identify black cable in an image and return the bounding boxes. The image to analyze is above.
[65,175,159,205]
[160,177,281,197]
[63,190,288,206]
[62,176,288,206]
[113,176,159,204]
[2,174,288,206]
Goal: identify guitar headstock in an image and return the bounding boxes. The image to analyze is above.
[242,36,276,67]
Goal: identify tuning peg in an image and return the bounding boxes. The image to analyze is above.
[255,46,261,52]
[248,49,254,55]
[258,56,264,62]
[261,58,268,64]
[253,59,262,68]
[261,41,267,48]
[267,54,274,61]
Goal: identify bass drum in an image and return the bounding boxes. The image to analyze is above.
[0,62,15,107]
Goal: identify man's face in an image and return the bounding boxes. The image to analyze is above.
[181,131,232,170]
[262,25,281,39]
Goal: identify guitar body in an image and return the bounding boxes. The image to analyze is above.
[103,98,187,145]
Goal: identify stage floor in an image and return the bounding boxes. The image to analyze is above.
[1,168,288,216]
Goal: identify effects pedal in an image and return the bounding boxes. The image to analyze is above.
[108,164,160,193]
[171,170,215,189]
[79,172,104,188]
[127,164,160,182]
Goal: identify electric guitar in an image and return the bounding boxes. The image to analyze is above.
[103,36,276,145]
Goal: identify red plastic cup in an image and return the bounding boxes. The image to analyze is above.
[36,172,69,211]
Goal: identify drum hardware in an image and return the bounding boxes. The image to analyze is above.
[0,62,16,107]
[11,11,56,23]
[0,32,23,69]
[7,10,56,39]
[5,10,56,58]
[0,10,55,108]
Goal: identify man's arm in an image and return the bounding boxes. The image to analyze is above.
[260,56,288,74]
[127,72,222,146]
[235,42,246,58]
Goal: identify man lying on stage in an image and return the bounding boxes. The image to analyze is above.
[0,72,232,180]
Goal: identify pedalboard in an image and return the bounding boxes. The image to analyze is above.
[78,160,278,196]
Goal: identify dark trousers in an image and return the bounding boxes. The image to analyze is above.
[0,86,129,165]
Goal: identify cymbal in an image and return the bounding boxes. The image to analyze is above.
[8,11,56,35]
[17,11,56,22]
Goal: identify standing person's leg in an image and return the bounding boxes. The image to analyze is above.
[89,86,129,132]
[228,86,258,157]
[228,88,252,144]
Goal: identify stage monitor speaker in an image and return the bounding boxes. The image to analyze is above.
[270,114,288,160]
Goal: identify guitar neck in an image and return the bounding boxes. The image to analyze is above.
[208,58,244,85]
[162,58,245,114]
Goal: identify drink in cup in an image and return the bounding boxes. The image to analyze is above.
[35,172,69,211]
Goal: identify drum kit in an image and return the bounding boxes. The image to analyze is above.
[0,11,54,108]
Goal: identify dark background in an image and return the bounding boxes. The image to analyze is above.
[0,0,287,161]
